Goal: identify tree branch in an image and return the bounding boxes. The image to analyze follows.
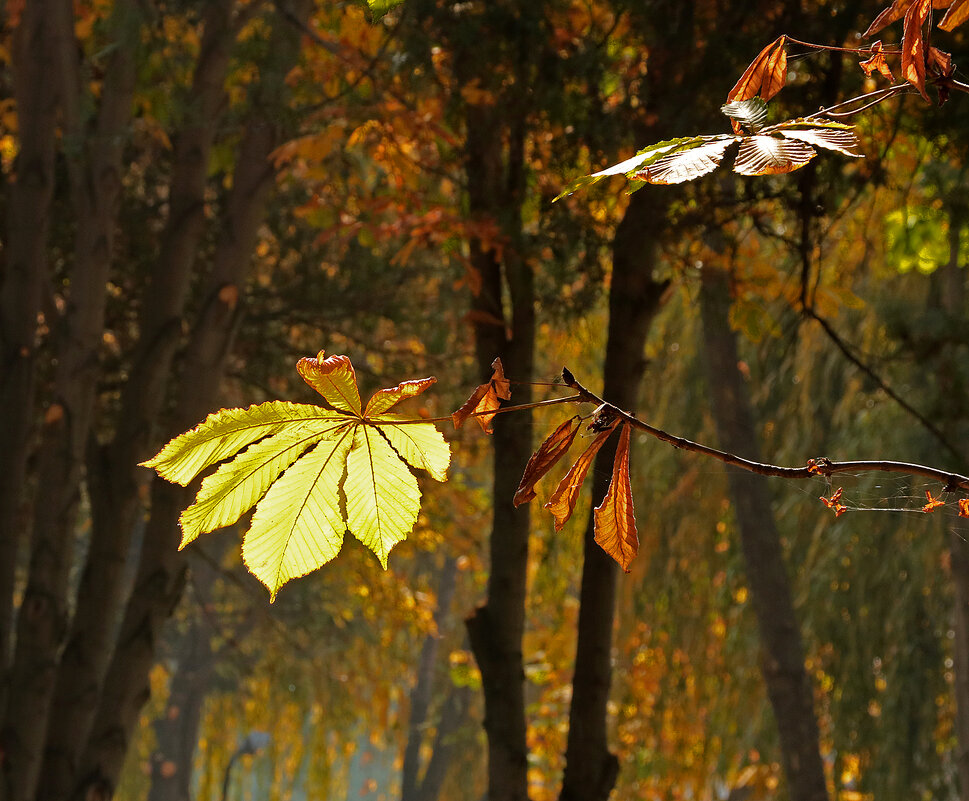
[560,369,969,494]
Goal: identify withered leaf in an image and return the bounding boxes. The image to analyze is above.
[940,0,969,31]
[727,36,788,106]
[902,0,931,101]
[865,0,952,36]
[859,41,895,80]
[452,357,511,433]
[544,421,618,531]
[513,416,581,507]
[593,423,639,572]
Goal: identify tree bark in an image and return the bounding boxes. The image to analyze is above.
[30,7,236,800]
[71,6,310,796]
[559,190,669,801]
[0,0,63,692]
[698,267,829,801]
[461,49,535,799]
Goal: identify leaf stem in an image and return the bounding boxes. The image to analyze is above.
[561,369,969,493]
[369,394,584,426]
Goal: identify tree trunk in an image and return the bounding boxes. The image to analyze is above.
[0,0,62,696]
[146,616,216,801]
[698,267,829,801]
[462,65,535,801]
[935,200,969,800]
[69,5,311,798]
[401,557,459,801]
[559,189,669,801]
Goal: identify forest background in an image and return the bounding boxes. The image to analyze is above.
[1,1,968,800]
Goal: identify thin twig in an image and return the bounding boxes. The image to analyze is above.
[560,369,969,493]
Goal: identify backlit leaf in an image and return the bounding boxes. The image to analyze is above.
[593,424,638,572]
[721,98,768,132]
[243,431,354,601]
[865,0,919,36]
[940,0,969,31]
[733,135,816,176]
[452,357,510,432]
[777,126,863,157]
[179,422,347,548]
[365,377,437,417]
[297,351,362,414]
[902,0,931,101]
[143,354,451,598]
[345,425,421,568]
[859,41,895,80]
[553,137,700,200]
[633,136,736,185]
[141,401,343,486]
[727,36,788,103]
[544,422,618,530]
[513,416,581,507]
[374,415,450,482]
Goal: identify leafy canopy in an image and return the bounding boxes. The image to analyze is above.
[142,352,450,599]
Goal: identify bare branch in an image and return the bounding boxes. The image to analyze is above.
[560,369,969,494]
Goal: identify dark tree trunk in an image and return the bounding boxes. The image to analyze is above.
[698,267,828,801]
[0,0,62,708]
[68,5,311,798]
[559,190,669,801]
[461,32,535,797]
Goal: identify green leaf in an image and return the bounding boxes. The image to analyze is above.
[553,137,699,200]
[142,353,451,599]
[363,0,405,21]
[140,401,343,486]
[243,430,354,601]
[345,425,421,568]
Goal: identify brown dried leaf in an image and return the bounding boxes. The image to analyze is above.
[727,36,788,103]
[593,424,638,572]
[927,46,955,77]
[513,416,582,507]
[865,0,918,36]
[859,41,895,80]
[902,0,931,101]
[544,422,618,531]
[451,357,511,433]
[761,36,788,102]
[940,0,969,31]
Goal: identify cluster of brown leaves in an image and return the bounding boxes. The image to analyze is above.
[455,361,640,571]
[730,0,964,107]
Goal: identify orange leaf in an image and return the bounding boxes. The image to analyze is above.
[865,0,918,36]
[513,416,581,507]
[902,0,931,101]
[927,46,955,77]
[958,498,969,518]
[727,36,788,103]
[365,377,437,417]
[940,0,969,31]
[922,490,946,513]
[820,487,848,517]
[544,422,618,531]
[297,351,362,415]
[451,357,511,433]
[593,424,639,572]
[859,41,895,80]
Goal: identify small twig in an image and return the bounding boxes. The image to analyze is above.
[373,394,583,426]
[560,368,969,493]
